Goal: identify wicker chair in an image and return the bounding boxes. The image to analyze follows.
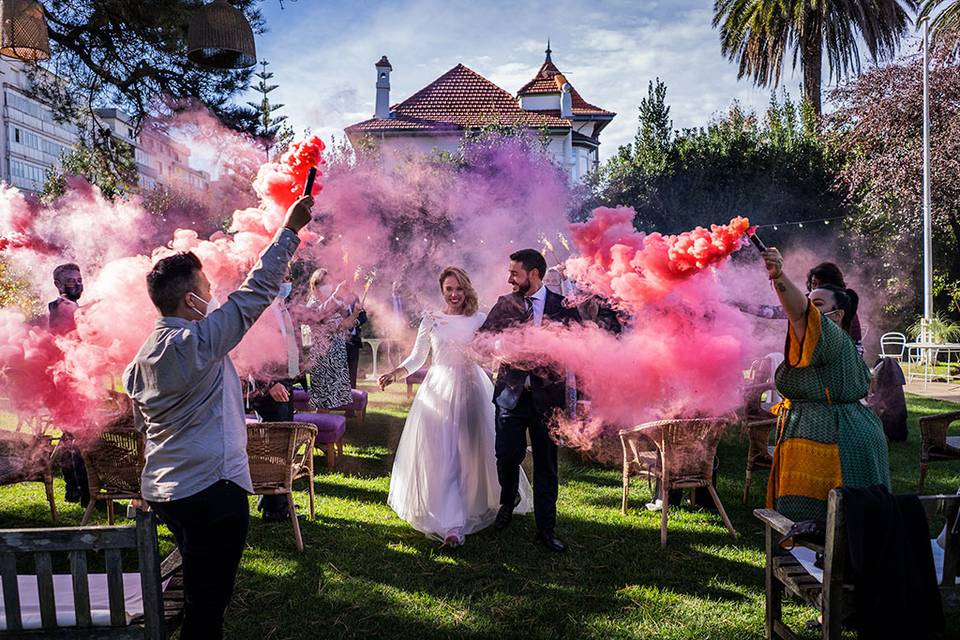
[918,410,960,493]
[621,417,738,546]
[80,428,145,526]
[246,421,317,552]
[0,430,56,521]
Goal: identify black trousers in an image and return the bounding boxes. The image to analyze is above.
[249,389,294,517]
[149,480,249,640]
[59,436,89,505]
[345,340,361,388]
[495,390,559,533]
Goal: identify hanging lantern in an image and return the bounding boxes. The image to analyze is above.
[0,0,50,61]
[186,0,256,69]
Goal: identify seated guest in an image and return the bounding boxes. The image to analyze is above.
[247,273,304,523]
[47,263,88,505]
[123,195,313,640]
[760,247,890,522]
[305,269,362,409]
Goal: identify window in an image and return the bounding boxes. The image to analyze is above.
[13,128,19,143]
[10,158,47,185]
[128,127,134,139]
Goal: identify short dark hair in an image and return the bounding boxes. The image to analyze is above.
[510,249,547,280]
[817,283,858,335]
[147,252,202,316]
[53,263,80,282]
[807,262,846,291]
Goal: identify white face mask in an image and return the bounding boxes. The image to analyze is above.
[188,292,220,318]
[278,282,293,300]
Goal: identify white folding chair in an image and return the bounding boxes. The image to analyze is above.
[879,332,907,361]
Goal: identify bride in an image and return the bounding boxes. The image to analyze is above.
[378,266,531,547]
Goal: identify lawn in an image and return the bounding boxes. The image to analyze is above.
[0,389,958,639]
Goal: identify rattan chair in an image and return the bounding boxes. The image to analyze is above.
[0,430,56,521]
[80,427,145,525]
[621,417,738,546]
[918,410,960,492]
[246,421,317,552]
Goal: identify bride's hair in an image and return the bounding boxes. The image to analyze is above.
[438,266,479,316]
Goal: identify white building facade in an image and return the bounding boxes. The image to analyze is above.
[346,46,614,183]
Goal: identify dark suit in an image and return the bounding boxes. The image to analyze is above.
[345,308,367,388]
[478,289,579,533]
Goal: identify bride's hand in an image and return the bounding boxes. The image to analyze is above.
[378,372,396,390]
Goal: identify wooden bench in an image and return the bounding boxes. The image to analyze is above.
[755,490,960,639]
[0,511,184,638]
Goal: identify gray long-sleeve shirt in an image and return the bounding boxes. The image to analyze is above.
[124,228,300,502]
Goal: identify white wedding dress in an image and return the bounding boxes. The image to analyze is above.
[388,311,532,541]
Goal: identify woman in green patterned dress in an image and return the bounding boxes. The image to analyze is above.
[761,247,890,522]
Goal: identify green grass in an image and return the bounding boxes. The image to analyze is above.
[0,389,958,639]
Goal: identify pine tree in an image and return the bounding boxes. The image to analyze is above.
[246,60,288,158]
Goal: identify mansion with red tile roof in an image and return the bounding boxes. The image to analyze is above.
[345,44,614,182]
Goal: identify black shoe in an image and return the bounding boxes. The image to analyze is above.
[262,511,292,523]
[536,530,566,553]
[494,506,513,530]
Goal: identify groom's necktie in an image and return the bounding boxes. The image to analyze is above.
[523,296,534,324]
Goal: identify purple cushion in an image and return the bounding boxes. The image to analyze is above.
[294,412,346,444]
[292,389,310,412]
[406,367,429,385]
[329,389,368,413]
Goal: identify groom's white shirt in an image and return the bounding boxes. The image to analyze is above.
[526,284,547,327]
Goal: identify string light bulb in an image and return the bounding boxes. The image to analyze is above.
[773,225,778,231]
[798,223,804,228]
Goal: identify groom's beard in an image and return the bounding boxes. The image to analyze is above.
[515,280,531,296]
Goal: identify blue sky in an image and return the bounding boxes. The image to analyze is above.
[245,0,915,160]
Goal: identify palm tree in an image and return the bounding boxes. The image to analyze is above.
[919,0,960,39]
[713,1,918,116]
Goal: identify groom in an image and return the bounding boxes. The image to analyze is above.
[478,248,579,553]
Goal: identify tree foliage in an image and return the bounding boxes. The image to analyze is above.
[592,79,846,238]
[713,0,917,114]
[41,126,138,201]
[829,34,960,321]
[31,1,264,130]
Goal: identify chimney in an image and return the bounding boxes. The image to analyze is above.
[375,55,392,119]
[560,82,572,118]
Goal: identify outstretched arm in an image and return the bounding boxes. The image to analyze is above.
[379,316,432,389]
[762,248,809,341]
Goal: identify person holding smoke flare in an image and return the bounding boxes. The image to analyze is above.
[124,195,313,640]
[760,247,890,522]
[737,262,864,355]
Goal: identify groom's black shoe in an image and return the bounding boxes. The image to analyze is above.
[494,506,513,530]
[536,530,566,553]
[495,493,522,530]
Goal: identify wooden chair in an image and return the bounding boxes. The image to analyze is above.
[80,428,144,526]
[620,417,738,546]
[246,422,317,552]
[0,510,168,638]
[0,431,56,522]
[918,410,960,493]
[754,490,960,640]
[405,367,429,399]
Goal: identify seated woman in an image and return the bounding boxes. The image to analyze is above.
[761,247,890,522]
